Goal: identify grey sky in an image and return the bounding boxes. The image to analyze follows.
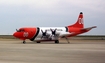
[0,0,105,35]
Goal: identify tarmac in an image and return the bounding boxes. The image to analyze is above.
[0,39,105,63]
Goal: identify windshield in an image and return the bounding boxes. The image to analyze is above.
[16,29,25,32]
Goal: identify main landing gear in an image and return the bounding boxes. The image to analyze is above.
[55,40,59,44]
[36,41,41,43]
[22,39,69,44]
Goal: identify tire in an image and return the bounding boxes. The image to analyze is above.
[36,41,41,43]
[55,40,59,44]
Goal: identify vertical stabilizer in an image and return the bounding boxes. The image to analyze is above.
[68,12,84,28]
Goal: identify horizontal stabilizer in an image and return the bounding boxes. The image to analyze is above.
[81,26,97,31]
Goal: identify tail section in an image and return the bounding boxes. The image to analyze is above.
[68,12,84,28]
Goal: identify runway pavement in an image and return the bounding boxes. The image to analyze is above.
[0,39,105,63]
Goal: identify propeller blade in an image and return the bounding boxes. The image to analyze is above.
[50,28,57,36]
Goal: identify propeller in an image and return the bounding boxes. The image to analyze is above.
[41,30,47,39]
[50,28,57,36]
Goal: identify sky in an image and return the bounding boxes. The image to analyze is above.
[0,0,105,35]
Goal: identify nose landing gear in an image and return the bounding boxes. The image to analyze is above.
[23,40,26,44]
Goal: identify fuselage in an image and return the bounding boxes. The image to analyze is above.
[13,27,71,41]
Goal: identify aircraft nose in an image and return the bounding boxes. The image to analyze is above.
[13,32,22,38]
[13,32,18,38]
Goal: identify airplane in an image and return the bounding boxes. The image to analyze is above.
[13,12,96,44]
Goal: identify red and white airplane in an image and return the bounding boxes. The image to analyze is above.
[13,12,96,44]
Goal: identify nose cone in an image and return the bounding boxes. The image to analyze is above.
[13,32,23,38]
[13,32,18,38]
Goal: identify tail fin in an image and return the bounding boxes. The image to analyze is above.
[68,12,84,28]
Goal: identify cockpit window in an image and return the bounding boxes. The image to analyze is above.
[16,29,25,32]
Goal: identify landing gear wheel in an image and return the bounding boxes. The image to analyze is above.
[36,41,40,43]
[55,40,59,44]
[23,40,26,44]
